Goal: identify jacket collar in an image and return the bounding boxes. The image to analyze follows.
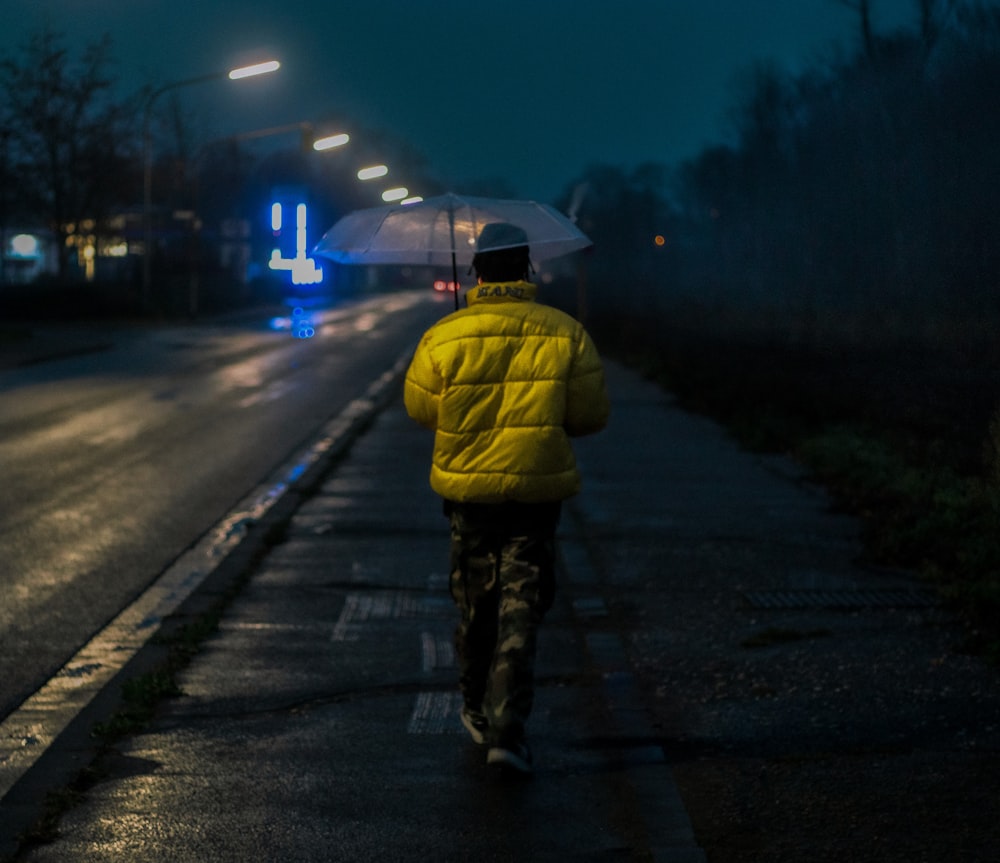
[466,280,537,306]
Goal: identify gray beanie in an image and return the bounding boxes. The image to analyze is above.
[475,222,529,253]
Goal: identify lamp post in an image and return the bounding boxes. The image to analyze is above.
[141,60,280,309]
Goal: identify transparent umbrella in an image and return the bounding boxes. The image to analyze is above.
[313,192,593,308]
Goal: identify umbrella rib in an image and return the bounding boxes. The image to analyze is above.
[362,206,399,254]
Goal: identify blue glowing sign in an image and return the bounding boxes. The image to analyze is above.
[268,201,323,285]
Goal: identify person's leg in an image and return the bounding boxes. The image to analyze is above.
[484,504,559,754]
[447,504,500,725]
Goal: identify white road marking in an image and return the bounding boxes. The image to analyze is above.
[407,691,463,735]
[331,592,423,642]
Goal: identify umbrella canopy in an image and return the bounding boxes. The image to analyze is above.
[313,192,592,268]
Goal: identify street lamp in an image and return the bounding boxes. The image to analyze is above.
[357,164,389,181]
[141,59,280,308]
[228,60,280,80]
[313,133,350,151]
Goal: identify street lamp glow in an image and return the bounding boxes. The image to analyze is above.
[313,133,350,151]
[11,234,40,257]
[382,187,409,202]
[141,60,283,305]
[358,165,388,181]
[229,60,281,80]
[401,196,424,205]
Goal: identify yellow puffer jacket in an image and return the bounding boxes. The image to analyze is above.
[404,280,610,503]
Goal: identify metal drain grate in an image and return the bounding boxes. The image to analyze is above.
[743,589,939,610]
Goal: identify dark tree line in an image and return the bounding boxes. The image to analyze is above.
[564,0,1000,359]
[5,2,1000,341]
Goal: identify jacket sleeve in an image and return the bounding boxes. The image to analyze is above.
[564,327,610,437]
[403,336,443,431]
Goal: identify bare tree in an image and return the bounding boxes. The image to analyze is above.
[0,26,137,280]
[836,0,876,58]
[916,0,959,55]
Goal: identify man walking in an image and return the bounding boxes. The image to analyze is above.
[404,222,610,775]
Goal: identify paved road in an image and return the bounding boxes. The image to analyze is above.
[0,293,441,721]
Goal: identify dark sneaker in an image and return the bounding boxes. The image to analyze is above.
[487,742,533,775]
[460,706,489,745]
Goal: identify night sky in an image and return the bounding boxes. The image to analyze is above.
[5,0,919,203]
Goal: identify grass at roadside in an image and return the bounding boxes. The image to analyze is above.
[599,324,1000,663]
[800,427,1000,656]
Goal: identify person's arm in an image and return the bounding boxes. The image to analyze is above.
[403,337,443,430]
[564,328,610,436]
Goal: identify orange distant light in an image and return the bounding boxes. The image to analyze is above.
[654,235,666,246]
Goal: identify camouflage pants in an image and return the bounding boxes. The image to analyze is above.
[446,500,560,747]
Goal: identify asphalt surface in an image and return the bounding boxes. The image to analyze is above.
[0,295,444,726]
[2,317,1000,861]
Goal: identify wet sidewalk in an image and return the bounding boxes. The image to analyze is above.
[3,356,1000,861]
[2,362,707,862]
